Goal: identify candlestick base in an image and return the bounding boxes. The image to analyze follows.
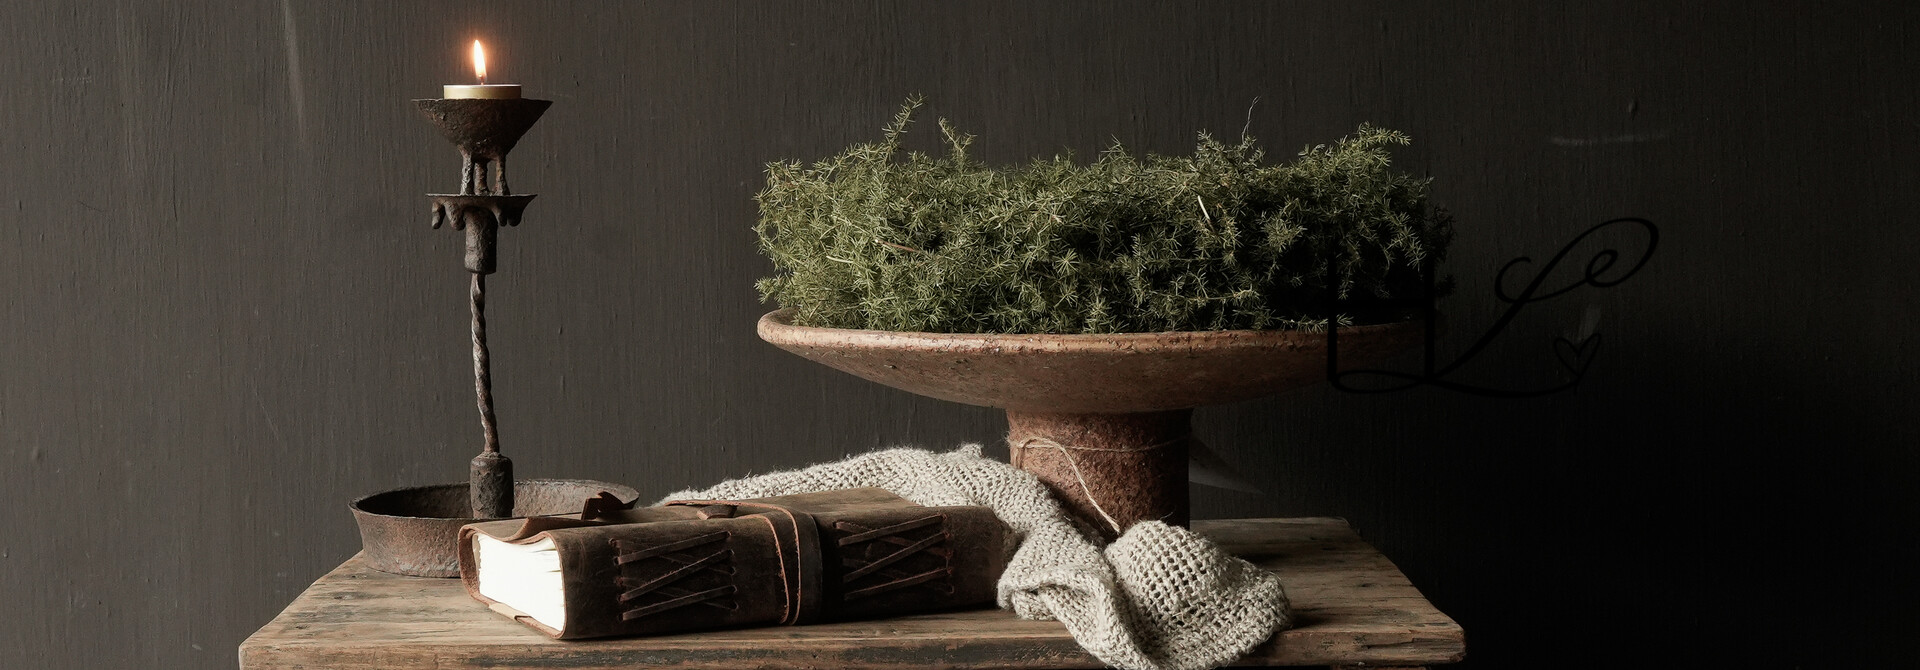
[350,478,642,578]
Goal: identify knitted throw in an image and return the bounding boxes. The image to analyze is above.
[661,445,1291,670]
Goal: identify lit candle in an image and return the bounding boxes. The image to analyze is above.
[443,40,521,99]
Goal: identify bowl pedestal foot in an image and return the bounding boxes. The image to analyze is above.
[1007,408,1191,540]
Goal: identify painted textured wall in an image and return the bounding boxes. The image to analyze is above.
[2,2,1915,667]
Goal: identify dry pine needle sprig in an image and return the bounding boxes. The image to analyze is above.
[755,98,1453,334]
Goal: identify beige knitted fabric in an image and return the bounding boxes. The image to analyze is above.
[661,445,1291,670]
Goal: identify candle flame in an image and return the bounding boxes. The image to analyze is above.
[472,40,487,85]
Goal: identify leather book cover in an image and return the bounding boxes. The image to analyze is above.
[458,488,1010,639]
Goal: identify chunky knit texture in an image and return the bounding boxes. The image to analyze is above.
[661,445,1290,670]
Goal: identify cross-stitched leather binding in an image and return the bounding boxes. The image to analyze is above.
[457,488,1010,639]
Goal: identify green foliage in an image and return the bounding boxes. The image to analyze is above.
[754,98,1453,334]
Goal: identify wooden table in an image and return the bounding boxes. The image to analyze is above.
[240,517,1463,669]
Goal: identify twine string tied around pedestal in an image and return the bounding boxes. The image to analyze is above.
[1016,434,1190,536]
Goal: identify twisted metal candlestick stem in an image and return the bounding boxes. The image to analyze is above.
[471,272,498,453]
[468,271,512,518]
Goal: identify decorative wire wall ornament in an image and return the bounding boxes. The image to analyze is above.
[1326,217,1661,398]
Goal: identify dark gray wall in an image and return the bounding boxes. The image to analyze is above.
[3,2,1914,667]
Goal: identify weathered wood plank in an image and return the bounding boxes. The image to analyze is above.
[239,517,1465,669]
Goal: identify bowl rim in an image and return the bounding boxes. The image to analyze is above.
[757,308,1422,353]
[348,478,642,520]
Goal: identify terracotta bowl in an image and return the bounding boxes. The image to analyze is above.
[758,311,1420,414]
[757,310,1422,537]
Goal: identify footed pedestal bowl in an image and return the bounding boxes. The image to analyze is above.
[757,310,1421,538]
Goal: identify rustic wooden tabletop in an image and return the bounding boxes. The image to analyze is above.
[239,517,1463,669]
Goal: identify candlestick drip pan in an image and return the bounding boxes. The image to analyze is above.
[350,478,641,577]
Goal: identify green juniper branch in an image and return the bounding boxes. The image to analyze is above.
[755,98,1454,334]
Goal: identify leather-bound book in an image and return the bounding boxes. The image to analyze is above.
[457,488,1010,639]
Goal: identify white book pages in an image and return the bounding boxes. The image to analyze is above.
[473,534,567,632]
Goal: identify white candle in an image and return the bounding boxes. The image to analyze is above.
[443,40,521,99]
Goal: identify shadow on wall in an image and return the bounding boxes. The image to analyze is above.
[1220,320,1920,667]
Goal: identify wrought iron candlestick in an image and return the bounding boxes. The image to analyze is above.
[344,90,638,579]
[415,97,553,519]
